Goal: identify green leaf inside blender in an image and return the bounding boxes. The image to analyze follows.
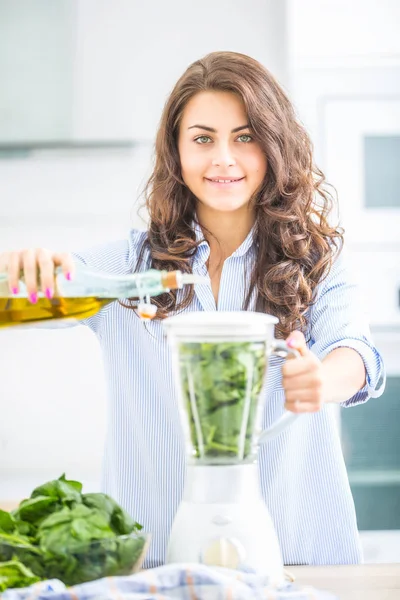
[178,342,267,462]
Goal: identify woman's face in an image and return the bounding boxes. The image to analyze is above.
[178,91,267,214]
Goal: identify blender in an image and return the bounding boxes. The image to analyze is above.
[163,311,300,583]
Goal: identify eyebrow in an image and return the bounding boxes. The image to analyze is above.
[187,124,250,133]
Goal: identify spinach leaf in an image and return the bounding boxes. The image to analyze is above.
[0,560,40,591]
[0,475,146,590]
[37,505,114,554]
[11,474,82,537]
[30,473,82,503]
[44,533,147,586]
[0,527,43,578]
[0,511,15,534]
[13,496,59,524]
[179,341,267,461]
[0,532,36,547]
[82,493,143,535]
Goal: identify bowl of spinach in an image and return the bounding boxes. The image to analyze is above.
[178,341,267,463]
[0,474,150,590]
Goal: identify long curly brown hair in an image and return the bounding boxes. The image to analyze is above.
[134,51,344,339]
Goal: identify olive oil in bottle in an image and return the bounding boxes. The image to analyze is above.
[0,296,115,328]
[0,267,204,329]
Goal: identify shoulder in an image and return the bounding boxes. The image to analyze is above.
[309,242,362,325]
[72,229,149,275]
[313,241,351,298]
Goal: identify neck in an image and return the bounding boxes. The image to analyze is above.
[196,204,255,260]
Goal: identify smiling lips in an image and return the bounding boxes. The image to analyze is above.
[205,177,245,186]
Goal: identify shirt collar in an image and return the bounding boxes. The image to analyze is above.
[192,220,256,267]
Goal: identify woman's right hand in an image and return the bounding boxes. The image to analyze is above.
[0,249,75,303]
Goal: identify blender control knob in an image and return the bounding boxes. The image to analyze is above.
[200,537,246,570]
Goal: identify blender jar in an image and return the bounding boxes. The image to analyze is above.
[164,311,298,465]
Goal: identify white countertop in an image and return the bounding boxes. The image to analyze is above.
[291,563,400,600]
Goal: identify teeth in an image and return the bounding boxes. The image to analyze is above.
[212,179,239,183]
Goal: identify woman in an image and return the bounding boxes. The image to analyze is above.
[1,51,385,567]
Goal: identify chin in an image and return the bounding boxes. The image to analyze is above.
[217,204,247,213]
[200,197,250,213]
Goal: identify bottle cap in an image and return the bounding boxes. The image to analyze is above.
[161,271,208,290]
[161,271,179,290]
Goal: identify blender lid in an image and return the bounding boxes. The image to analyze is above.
[163,311,278,340]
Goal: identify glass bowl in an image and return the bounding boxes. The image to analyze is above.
[0,531,151,586]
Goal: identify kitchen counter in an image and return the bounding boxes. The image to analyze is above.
[290,563,400,600]
[0,501,398,600]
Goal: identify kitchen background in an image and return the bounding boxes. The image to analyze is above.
[0,0,399,563]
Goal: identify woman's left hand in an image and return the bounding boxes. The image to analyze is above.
[282,331,325,413]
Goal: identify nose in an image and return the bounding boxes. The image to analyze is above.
[211,142,236,167]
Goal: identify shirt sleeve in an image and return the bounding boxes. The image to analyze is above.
[308,246,386,407]
[72,230,147,274]
[71,229,148,335]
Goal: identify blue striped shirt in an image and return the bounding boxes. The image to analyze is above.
[73,226,385,567]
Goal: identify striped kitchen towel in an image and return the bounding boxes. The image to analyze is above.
[0,563,337,600]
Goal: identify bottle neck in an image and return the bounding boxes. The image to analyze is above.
[56,267,167,299]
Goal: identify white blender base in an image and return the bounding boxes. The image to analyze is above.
[166,464,284,584]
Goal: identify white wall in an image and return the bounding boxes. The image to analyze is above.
[72,0,289,141]
[0,0,289,502]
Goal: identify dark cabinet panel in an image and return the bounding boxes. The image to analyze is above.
[342,376,400,530]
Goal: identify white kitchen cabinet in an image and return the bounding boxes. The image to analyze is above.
[324,99,400,246]
[288,0,400,69]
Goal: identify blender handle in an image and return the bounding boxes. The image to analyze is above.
[258,340,300,444]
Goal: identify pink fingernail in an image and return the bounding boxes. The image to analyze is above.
[12,287,18,295]
[287,338,296,348]
[45,288,53,299]
[66,272,72,281]
[29,292,38,304]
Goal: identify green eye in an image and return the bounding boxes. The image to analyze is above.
[237,134,252,143]
[195,135,212,144]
